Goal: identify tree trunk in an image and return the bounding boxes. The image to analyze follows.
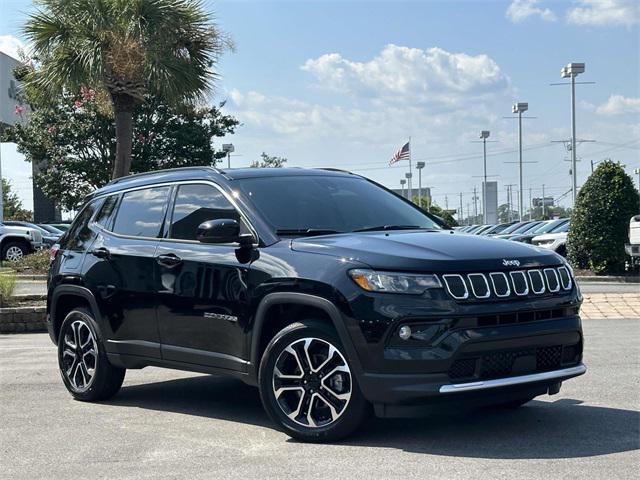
[111,94,136,179]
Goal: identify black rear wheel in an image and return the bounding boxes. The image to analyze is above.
[259,321,369,442]
[58,308,125,401]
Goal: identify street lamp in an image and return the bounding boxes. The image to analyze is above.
[222,143,235,169]
[416,161,425,207]
[405,172,412,201]
[561,62,585,206]
[479,130,490,224]
[400,179,406,198]
[512,102,528,221]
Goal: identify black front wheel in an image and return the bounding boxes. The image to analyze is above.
[58,308,125,401]
[259,321,369,442]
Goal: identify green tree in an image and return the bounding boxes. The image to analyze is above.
[414,197,458,227]
[2,179,33,221]
[250,152,287,168]
[3,88,239,210]
[24,0,229,179]
[567,160,639,274]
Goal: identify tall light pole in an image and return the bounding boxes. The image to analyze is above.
[222,143,235,169]
[512,102,528,220]
[560,63,585,205]
[416,162,425,207]
[400,179,406,198]
[480,130,490,224]
[405,172,412,201]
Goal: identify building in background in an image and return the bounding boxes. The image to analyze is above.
[0,51,60,223]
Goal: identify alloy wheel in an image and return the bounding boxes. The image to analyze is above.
[272,337,352,428]
[61,320,98,392]
[5,246,24,261]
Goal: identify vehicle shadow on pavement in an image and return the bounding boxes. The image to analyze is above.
[347,398,640,459]
[107,376,639,459]
[105,374,273,429]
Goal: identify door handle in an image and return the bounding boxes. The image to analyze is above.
[156,253,183,268]
[91,247,111,259]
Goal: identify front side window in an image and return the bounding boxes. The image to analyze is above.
[236,175,441,234]
[112,187,170,238]
[169,184,240,240]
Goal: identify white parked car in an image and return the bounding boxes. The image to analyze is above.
[625,215,640,267]
[0,223,44,261]
[531,221,570,257]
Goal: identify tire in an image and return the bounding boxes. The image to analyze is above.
[57,308,125,401]
[2,241,28,261]
[259,320,369,442]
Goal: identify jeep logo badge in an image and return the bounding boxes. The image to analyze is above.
[502,259,521,267]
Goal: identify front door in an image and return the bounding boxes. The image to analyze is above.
[155,183,253,371]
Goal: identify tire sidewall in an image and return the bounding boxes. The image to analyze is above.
[259,321,367,442]
[2,241,27,261]
[58,308,110,401]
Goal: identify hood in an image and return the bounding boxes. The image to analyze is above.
[291,230,561,272]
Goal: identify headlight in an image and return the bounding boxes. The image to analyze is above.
[348,269,442,294]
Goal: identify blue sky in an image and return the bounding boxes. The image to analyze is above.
[1,0,639,214]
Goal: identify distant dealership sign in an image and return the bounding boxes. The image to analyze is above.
[532,197,554,207]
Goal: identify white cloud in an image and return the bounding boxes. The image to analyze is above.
[596,94,640,115]
[0,35,28,61]
[301,44,509,107]
[567,0,639,27]
[506,1,557,23]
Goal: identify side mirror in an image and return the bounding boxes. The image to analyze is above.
[197,219,241,244]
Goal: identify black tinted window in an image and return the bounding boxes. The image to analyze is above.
[64,199,101,251]
[94,195,119,229]
[237,176,440,233]
[112,187,170,238]
[169,184,240,240]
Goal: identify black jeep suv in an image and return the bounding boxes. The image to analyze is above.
[47,167,585,441]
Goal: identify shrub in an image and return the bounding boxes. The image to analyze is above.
[0,271,16,306]
[10,249,51,274]
[567,160,640,274]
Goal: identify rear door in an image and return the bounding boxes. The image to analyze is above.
[82,186,171,359]
[155,182,254,371]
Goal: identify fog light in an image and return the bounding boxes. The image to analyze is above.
[398,325,412,340]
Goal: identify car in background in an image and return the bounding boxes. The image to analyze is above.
[0,223,44,261]
[532,221,571,257]
[472,224,495,235]
[3,221,64,247]
[44,223,70,232]
[482,222,517,235]
[510,219,569,244]
[625,215,640,269]
[496,221,545,240]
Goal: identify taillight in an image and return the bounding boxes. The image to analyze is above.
[50,244,60,262]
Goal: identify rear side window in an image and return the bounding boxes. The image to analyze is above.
[94,195,119,229]
[63,199,102,251]
[169,184,241,241]
[112,187,171,238]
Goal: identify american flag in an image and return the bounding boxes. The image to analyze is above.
[389,141,410,166]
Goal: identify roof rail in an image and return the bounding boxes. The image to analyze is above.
[106,166,221,186]
[314,167,355,174]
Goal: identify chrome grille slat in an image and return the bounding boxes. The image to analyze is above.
[441,267,572,301]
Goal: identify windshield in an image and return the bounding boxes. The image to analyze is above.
[532,219,566,234]
[236,175,441,234]
[501,222,527,234]
[514,222,543,234]
[39,224,64,234]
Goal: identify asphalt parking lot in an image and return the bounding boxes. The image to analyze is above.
[1,318,638,480]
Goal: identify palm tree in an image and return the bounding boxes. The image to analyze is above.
[24,0,228,178]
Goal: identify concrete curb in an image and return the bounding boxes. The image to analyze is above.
[576,276,640,284]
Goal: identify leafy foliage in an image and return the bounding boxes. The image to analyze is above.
[3,88,239,210]
[23,0,231,178]
[10,249,51,274]
[2,179,33,220]
[0,270,16,306]
[414,197,458,227]
[567,160,639,274]
[250,152,287,168]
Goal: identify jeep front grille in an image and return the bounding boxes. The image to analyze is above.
[441,266,572,301]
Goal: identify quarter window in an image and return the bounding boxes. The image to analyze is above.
[112,187,171,238]
[169,184,241,241]
[63,199,102,251]
[94,194,119,229]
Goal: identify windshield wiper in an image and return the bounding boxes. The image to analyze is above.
[352,225,423,233]
[276,228,344,237]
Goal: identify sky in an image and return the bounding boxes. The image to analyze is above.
[1,0,639,215]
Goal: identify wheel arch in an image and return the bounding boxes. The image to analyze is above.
[50,285,102,344]
[248,292,363,385]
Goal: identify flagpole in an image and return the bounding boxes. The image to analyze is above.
[408,137,412,202]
